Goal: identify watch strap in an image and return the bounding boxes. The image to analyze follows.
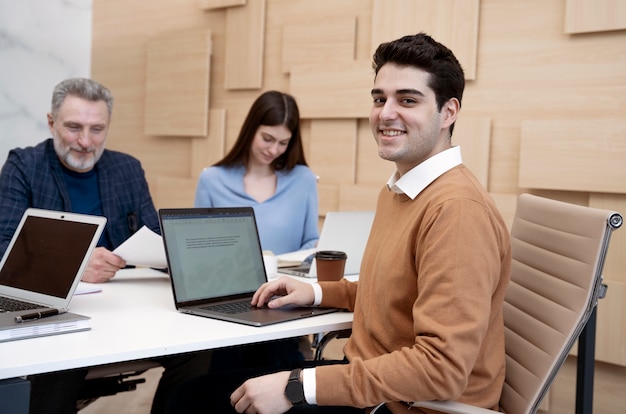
[289,368,302,382]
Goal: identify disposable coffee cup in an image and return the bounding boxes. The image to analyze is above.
[315,250,348,282]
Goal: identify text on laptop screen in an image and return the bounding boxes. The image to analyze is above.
[0,216,99,298]
[161,211,266,303]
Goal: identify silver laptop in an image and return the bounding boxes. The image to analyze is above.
[0,208,107,315]
[158,207,339,327]
[281,211,375,278]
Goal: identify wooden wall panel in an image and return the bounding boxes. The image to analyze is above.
[190,109,227,179]
[198,0,246,10]
[565,0,626,34]
[519,120,626,194]
[452,116,491,189]
[144,29,212,136]
[355,119,391,186]
[318,183,339,216]
[281,17,357,73]
[289,61,373,118]
[309,119,357,185]
[490,193,518,232]
[154,177,197,208]
[224,0,266,89]
[339,185,380,212]
[371,0,480,80]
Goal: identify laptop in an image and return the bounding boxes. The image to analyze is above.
[281,211,375,278]
[0,208,107,316]
[158,207,339,327]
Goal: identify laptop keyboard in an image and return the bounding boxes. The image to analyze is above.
[202,301,263,315]
[0,296,44,313]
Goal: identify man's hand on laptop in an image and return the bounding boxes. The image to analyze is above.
[252,276,314,309]
[82,247,127,283]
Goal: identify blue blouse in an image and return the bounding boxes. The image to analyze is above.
[194,164,319,255]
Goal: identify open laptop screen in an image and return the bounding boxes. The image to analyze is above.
[160,209,267,303]
[0,215,100,298]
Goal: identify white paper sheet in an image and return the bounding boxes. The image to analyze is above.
[74,282,102,295]
[112,225,167,268]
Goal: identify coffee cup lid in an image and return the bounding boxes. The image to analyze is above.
[315,250,347,260]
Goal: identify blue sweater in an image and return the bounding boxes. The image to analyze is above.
[194,164,319,255]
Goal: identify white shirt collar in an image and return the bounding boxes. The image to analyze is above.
[386,146,463,199]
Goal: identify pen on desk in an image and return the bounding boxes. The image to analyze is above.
[14,308,67,323]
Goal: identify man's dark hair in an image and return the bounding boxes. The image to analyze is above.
[373,33,465,135]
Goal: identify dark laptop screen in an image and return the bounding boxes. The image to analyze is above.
[160,208,267,304]
[0,216,99,298]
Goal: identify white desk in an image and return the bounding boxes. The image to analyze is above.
[0,268,354,380]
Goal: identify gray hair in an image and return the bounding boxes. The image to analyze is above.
[50,78,114,120]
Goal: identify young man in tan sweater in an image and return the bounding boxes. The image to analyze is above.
[167,33,511,414]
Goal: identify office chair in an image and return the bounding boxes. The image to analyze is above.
[317,193,622,414]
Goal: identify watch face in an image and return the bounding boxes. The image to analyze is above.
[286,380,305,404]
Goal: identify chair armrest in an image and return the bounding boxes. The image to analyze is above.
[313,329,352,360]
[411,400,499,414]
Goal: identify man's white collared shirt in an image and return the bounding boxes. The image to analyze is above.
[386,146,463,199]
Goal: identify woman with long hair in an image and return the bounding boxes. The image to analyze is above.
[195,90,318,254]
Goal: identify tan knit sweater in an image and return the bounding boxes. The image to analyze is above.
[316,165,511,413]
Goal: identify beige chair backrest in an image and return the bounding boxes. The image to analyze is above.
[499,194,622,414]
[329,193,622,414]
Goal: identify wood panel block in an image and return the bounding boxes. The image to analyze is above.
[565,0,626,34]
[144,29,212,136]
[596,280,626,365]
[370,0,480,80]
[198,0,245,10]
[154,176,197,209]
[318,183,339,216]
[590,193,626,284]
[281,17,357,73]
[356,119,391,186]
[452,116,492,189]
[339,184,380,212]
[190,109,227,179]
[289,61,373,118]
[309,119,357,186]
[224,0,265,89]
[489,192,518,232]
[519,120,626,193]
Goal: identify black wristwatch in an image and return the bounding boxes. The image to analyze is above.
[285,368,306,406]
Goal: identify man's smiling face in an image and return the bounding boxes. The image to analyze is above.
[369,63,456,175]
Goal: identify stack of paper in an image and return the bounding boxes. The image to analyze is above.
[0,312,91,342]
[276,248,316,268]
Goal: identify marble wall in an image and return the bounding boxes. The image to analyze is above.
[0,0,92,165]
